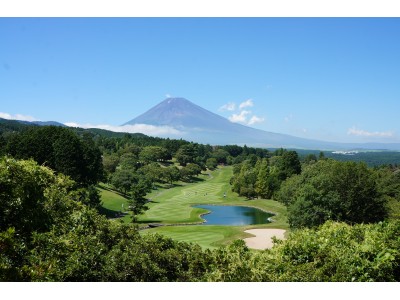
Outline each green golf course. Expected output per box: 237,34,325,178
99,166,288,249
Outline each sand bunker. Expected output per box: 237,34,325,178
243,229,286,250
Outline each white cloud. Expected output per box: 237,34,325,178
0,112,39,122
239,99,254,110
229,110,251,124
64,122,185,136
219,98,266,127
248,115,265,125
222,99,265,126
64,122,81,127
347,127,394,137
219,102,236,111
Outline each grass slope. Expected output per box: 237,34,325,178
98,184,131,223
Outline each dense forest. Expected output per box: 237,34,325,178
1,120,399,281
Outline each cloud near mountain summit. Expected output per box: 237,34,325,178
221,99,265,126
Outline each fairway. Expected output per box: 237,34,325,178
138,166,288,248
100,166,287,248
143,225,250,249
139,169,228,224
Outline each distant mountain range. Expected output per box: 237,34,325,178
123,97,400,151
0,118,66,129
23,120,67,127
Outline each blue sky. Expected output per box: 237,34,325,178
1,17,400,143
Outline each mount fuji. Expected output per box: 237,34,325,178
123,97,400,150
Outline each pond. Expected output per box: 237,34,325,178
193,204,273,225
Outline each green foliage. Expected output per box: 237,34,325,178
206,240,255,281
0,156,77,236
0,227,26,280
211,149,230,164
0,135,6,156
118,153,139,171
375,166,400,220
0,156,215,281
0,157,101,280
303,153,318,164
111,169,137,195
199,220,400,282
5,126,103,185
176,144,196,166
231,150,301,199
129,179,151,222
206,157,218,170
278,150,302,180
277,159,388,228
255,221,400,281
180,163,202,182
162,166,181,185
102,153,120,175
231,160,257,199
139,162,163,184
72,185,102,210
25,211,215,281
139,146,171,163
255,159,270,198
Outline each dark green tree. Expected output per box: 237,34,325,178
139,162,163,184
162,166,181,186
102,153,120,175
139,146,171,163
206,157,218,170
278,150,302,180
111,169,136,195
255,159,269,198
212,149,230,164
180,163,202,182
231,159,258,199
5,126,103,185
119,153,139,170
278,160,388,228
176,144,196,166
129,179,151,222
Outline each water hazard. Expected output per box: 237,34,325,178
193,204,273,225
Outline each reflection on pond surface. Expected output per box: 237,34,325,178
193,204,273,225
